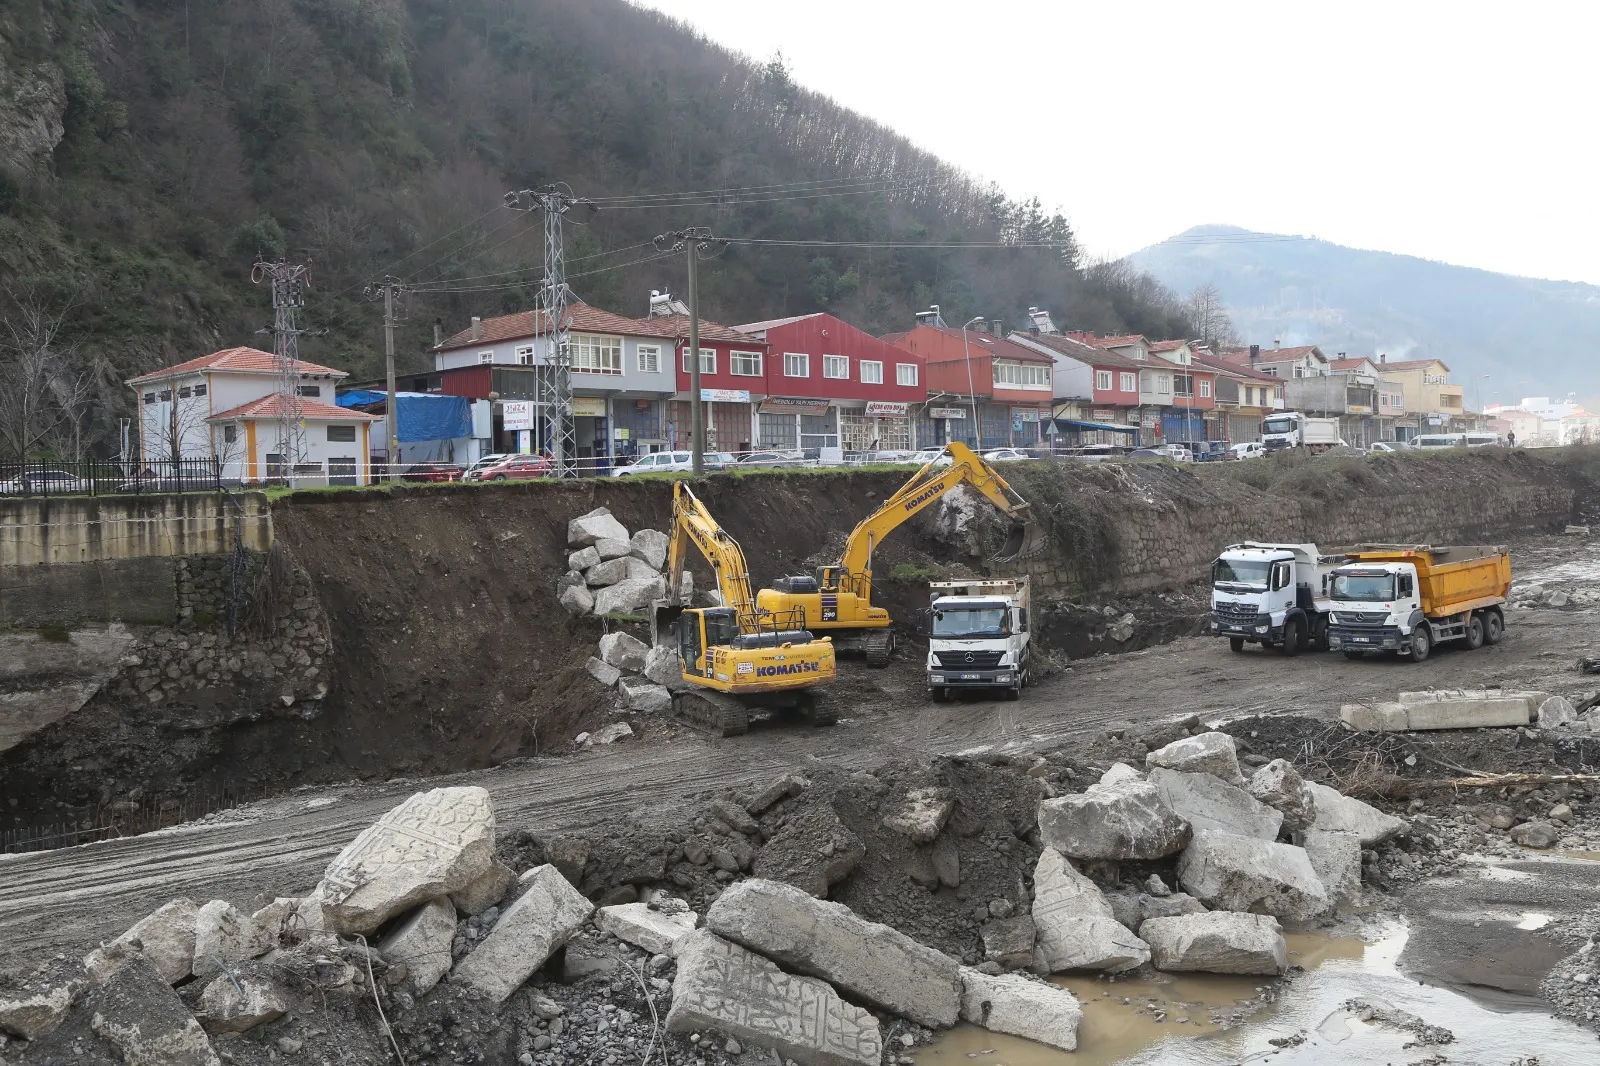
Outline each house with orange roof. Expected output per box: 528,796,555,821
1191,349,1285,442
883,321,1053,448
126,348,375,485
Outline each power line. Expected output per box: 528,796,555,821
723,237,1077,249
588,175,922,204
405,241,658,289
595,182,921,211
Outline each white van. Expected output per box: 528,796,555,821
1409,433,1500,450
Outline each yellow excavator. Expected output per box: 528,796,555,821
654,480,836,736
756,441,1046,665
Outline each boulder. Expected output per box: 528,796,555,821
586,721,635,745
643,643,692,692
596,901,699,956
1512,820,1561,848
568,507,630,547
1031,849,1150,973
586,556,636,587
377,897,457,996
314,785,497,935
706,878,962,1029
598,632,650,671
191,901,274,977
748,772,810,815
753,807,865,897
84,898,197,986
980,915,1037,969
450,858,517,915
558,582,594,615
958,968,1082,1052
90,955,222,1066
453,865,593,1002
1145,731,1244,784
1176,831,1329,924
668,930,882,1066
1539,696,1579,730
585,656,621,687
593,576,667,616
1138,892,1208,926
1302,830,1362,912
882,787,956,844
248,896,323,949
567,546,601,572
1149,768,1283,841
1037,780,1191,861
1303,782,1407,846
197,962,289,1034
1247,760,1316,832
0,955,85,1040
630,528,670,570
593,536,634,561
618,677,673,713
1141,913,1288,975
1096,762,1144,788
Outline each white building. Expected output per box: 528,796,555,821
1484,396,1598,446
126,347,376,485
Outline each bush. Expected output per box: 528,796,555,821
230,216,287,261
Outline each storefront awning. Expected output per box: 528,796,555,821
1053,418,1138,434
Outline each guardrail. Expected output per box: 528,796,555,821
0,459,223,498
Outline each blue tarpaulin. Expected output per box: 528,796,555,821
338,391,472,443
1053,418,1137,434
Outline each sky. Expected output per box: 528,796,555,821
640,0,1600,285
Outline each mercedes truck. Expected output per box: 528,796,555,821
1210,542,1347,654
1326,544,1510,662
927,578,1031,701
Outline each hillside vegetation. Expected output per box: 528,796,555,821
0,0,1193,457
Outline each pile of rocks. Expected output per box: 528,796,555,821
1511,582,1597,610
1536,692,1600,734
557,507,677,619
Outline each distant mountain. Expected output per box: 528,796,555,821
1129,225,1600,405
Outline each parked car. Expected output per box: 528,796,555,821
737,450,808,469
0,469,92,495
401,462,464,483
1064,443,1131,462
1230,441,1266,460
902,447,955,467
1369,441,1402,453
1151,443,1192,462
462,454,511,481
1127,448,1169,461
981,447,1035,462
611,450,734,476
473,453,554,481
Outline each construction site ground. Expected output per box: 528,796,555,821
4,532,1595,987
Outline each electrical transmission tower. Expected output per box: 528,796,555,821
252,260,313,480
505,184,595,475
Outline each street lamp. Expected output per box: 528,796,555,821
960,316,984,449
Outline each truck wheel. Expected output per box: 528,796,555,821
1465,615,1484,650
863,629,893,667
1483,609,1505,645
1004,683,1021,701
1229,637,1245,653
1280,618,1301,657
1407,626,1432,663
1343,650,1365,660
929,687,947,703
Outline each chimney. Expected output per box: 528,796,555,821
1379,352,1387,364
470,316,482,341
1249,344,1260,364
433,317,442,347
992,318,1003,339
1273,338,1281,349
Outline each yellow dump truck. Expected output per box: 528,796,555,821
1326,544,1511,662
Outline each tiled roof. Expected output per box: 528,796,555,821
433,301,681,351
1219,345,1322,365
1088,334,1150,349
923,327,1054,364
127,347,345,385
208,395,376,422
1377,357,1453,372
1328,357,1376,371
733,313,823,334
644,313,766,346
1193,351,1281,382
1019,332,1143,369
1148,339,1191,352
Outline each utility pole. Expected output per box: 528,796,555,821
252,260,312,481
652,227,725,474
365,277,407,480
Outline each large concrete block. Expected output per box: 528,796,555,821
1150,768,1283,841
643,643,692,692
85,897,198,986
567,546,601,572
450,858,517,915
958,968,1082,1051
452,865,593,1003
593,576,667,616
630,528,670,570
706,878,962,1029
1247,760,1316,832
1142,913,1288,975
881,787,955,844
1303,782,1407,847
618,676,673,713
0,955,85,1040
1037,780,1191,861
197,962,289,1034
314,786,497,935
596,900,698,956
585,655,621,687
1341,690,1539,731
1302,829,1363,913
1030,850,1149,973
593,537,635,561
668,930,883,1066
90,955,222,1066
586,556,635,587
1176,831,1329,924
377,897,457,996
598,631,650,672
191,901,274,977
559,582,594,616
1145,731,1244,784
568,508,630,548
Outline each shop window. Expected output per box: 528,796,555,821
860,360,883,385
758,413,799,449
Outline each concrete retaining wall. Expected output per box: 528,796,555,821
0,492,273,568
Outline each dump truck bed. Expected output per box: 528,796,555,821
1347,544,1511,617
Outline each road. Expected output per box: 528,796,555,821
3,537,1595,978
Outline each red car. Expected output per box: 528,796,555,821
400,462,464,483
474,453,555,481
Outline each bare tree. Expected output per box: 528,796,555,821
0,291,93,461
1186,283,1238,348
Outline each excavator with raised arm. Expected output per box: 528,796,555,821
653,480,836,736
755,441,1047,665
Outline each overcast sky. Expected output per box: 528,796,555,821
641,0,1600,285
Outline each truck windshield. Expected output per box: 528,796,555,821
1212,559,1270,590
1262,417,1296,435
1332,573,1395,602
933,607,1009,638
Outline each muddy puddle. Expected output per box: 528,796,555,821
920,924,1600,1064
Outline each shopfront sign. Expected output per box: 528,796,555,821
929,407,967,419
1091,408,1117,422
760,396,830,416
865,401,909,417
502,400,535,431
701,389,751,403
572,397,607,418
1010,407,1039,422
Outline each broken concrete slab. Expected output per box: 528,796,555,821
585,721,636,745
630,528,670,570
585,656,622,687
980,915,1037,969
1176,830,1329,924
593,575,668,616
191,901,275,977
1137,892,1208,926
1141,913,1288,975
598,631,650,672
90,955,222,1066
1149,768,1283,841
881,786,955,844
748,772,810,815
568,507,630,548
314,785,497,935
1037,780,1191,861
709,797,760,835
85,897,198,986
558,582,594,615
1340,689,1540,732
0,955,85,1039
452,864,593,1003
1031,849,1150,974
1302,829,1363,913
1539,696,1579,729
248,896,323,949
1247,759,1316,832
450,858,517,915
1145,731,1244,784
617,677,672,713
596,901,698,956
593,536,635,561
667,930,882,1066
706,878,962,1029
377,897,457,996
196,962,288,1034
958,968,1082,1052
1303,782,1408,846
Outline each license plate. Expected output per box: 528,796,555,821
1351,636,1370,643
959,673,982,680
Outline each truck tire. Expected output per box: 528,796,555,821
1004,683,1021,701
1484,609,1505,645
1280,617,1301,657
1465,615,1484,650
929,687,947,703
864,629,893,667
1229,637,1245,653
1407,626,1432,663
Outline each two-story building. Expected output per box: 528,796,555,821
1220,343,1331,380
127,347,375,485
1065,332,1181,442
1372,356,1466,437
733,313,927,454
1193,350,1285,443
1149,340,1218,442
1005,329,1144,446
882,323,1054,448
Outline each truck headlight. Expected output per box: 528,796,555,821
1255,625,1268,634
996,673,1012,683
1327,613,1340,625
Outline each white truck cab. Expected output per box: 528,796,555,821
927,578,1030,701
1261,412,1341,452
1210,542,1343,654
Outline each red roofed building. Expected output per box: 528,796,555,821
883,324,1053,448
1192,349,1286,442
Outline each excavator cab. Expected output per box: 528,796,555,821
673,606,740,678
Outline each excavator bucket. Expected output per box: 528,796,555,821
651,598,684,649
996,512,1049,561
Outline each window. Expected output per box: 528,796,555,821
478,351,495,364
223,425,237,443
823,354,849,379
1095,370,1113,391
193,383,207,396
784,352,809,377
859,360,883,384
1260,366,1279,376
896,363,918,387
637,344,661,374
327,425,357,443
158,389,172,401
572,333,623,375
992,362,1050,389
143,392,156,405
515,345,534,366
730,350,763,377
1199,379,1212,398
1157,374,1172,395
682,347,716,374
178,386,192,398
1119,372,1136,393
1174,374,1193,396
297,384,321,397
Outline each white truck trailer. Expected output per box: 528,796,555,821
927,578,1031,701
1209,542,1347,654
1261,412,1342,452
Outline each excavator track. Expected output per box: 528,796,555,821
795,691,837,727
670,690,750,738
863,629,894,668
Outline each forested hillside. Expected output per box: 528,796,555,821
0,0,1193,457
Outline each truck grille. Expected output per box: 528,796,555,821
935,650,1004,669
1334,611,1388,628
1212,602,1260,624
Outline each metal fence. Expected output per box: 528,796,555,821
0,458,223,498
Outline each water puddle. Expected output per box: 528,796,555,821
919,923,1600,1065
1516,912,1553,931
